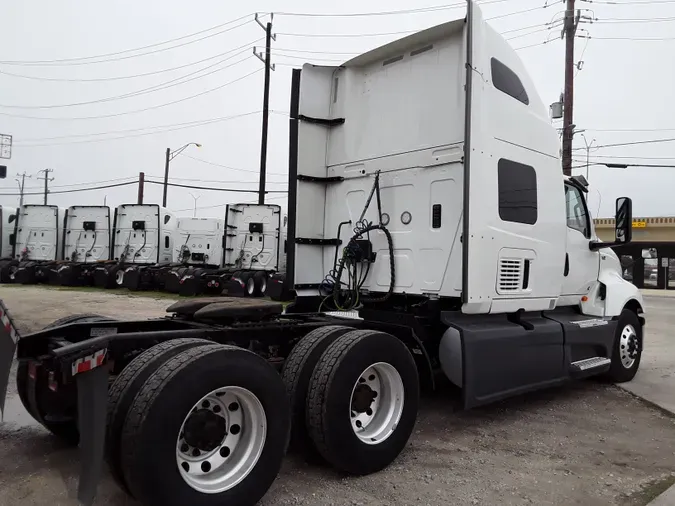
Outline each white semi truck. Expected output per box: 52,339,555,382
0,4,643,506
11,204,65,284
164,204,287,297
49,205,112,286
0,206,19,282
92,204,177,289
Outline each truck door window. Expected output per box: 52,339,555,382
565,184,590,238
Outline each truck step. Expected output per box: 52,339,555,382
570,356,611,373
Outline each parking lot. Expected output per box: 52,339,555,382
0,285,673,506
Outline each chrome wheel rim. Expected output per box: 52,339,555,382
246,277,255,296
115,269,125,285
349,362,404,445
176,386,267,494
260,277,267,295
619,324,639,369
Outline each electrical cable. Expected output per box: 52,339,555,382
0,15,256,66
274,0,514,17
144,180,288,194
0,51,254,109
486,4,549,21
180,153,287,176
0,180,136,196
576,137,675,149
0,38,264,82
0,68,262,120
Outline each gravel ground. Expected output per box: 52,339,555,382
0,285,674,506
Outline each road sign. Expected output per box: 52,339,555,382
0,134,11,160
632,220,647,228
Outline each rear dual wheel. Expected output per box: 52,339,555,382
242,271,268,297
283,328,419,475
119,344,290,506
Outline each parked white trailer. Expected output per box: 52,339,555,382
92,204,177,289
11,205,65,284
0,4,646,506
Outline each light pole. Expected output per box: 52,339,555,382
580,133,597,181
189,192,201,217
163,142,201,207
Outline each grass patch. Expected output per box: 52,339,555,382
5,284,181,300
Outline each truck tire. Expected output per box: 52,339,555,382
16,314,115,445
281,326,352,452
106,338,214,495
604,309,642,383
242,272,256,297
306,329,419,475
120,344,290,506
253,272,268,297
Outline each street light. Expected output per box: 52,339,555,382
163,142,201,207
189,192,201,217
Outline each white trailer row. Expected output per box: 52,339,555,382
0,203,288,298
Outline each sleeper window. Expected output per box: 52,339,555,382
498,159,537,225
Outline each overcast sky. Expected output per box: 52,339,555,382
0,0,673,218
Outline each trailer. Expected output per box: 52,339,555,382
49,206,112,286
0,4,645,506
92,204,177,290
0,206,18,283
11,204,64,284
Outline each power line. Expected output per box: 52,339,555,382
5,176,138,190
584,0,675,5
15,111,261,143
273,0,514,17
574,137,675,149
277,29,418,38
180,153,287,176
13,112,261,147
0,180,136,196
0,67,262,120
486,5,550,21
0,52,254,109
584,127,675,132
0,38,264,83
514,40,553,50
597,15,675,23
0,15,256,66
145,179,288,194
588,36,675,41
272,47,360,55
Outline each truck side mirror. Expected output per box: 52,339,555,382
615,197,632,244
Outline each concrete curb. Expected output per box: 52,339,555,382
647,482,675,505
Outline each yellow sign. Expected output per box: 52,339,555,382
632,221,647,228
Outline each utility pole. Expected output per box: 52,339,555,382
254,13,276,205
162,148,170,207
36,168,54,205
137,171,145,204
15,171,31,207
562,0,580,177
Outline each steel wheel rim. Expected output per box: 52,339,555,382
115,270,125,285
246,277,255,296
619,324,639,369
176,386,267,494
260,277,267,294
349,362,404,445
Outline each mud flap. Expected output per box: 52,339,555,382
75,365,108,506
0,300,19,422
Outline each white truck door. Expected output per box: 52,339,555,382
561,183,600,299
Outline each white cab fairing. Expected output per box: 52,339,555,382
112,204,176,265
291,2,637,317
63,206,111,263
223,204,283,272
14,205,64,262
175,217,225,267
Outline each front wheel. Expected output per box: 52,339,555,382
306,330,419,475
605,309,642,383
